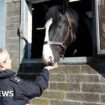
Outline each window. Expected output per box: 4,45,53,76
20,0,105,63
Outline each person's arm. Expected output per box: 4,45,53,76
18,68,49,99
17,64,57,99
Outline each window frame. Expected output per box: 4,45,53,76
20,0,104,64
19,0,32,63
95,0,105,54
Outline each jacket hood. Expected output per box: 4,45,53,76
0,70,16,78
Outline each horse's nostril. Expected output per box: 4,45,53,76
49,56,54,65
48,62,53,66
49,56,52,60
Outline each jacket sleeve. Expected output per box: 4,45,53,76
18,68,49,99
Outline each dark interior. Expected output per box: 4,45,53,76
31,0,93,58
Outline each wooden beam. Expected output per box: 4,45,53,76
26,0,50,4
69,0,80,2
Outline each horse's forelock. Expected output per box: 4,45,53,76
46,6,62,21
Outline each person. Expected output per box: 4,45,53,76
0,48,57,105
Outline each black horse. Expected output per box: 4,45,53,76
42,6,78,65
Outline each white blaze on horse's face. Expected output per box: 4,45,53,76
43,18,54,65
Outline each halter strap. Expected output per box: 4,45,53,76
63,12,75,47
44,41,66,57
44,41,66,50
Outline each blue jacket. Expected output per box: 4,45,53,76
0,69,49,105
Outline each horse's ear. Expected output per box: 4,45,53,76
43,4,49,13
62,0,69,14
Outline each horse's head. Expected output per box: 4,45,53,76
42,6,78,65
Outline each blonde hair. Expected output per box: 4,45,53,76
0,48,9,65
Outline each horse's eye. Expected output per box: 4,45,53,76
57,24,62,28
69,26,72,30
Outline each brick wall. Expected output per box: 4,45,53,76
5,0,105,105
6,0,20,71
18,63,105,105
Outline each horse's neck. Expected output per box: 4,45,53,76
44,18,53,41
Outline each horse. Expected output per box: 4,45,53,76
42,6,78,65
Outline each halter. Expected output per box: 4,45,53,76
44,12,75,57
